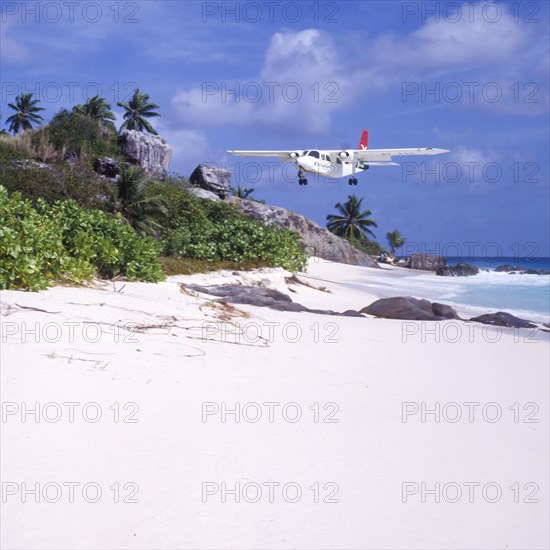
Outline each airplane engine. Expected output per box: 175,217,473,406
339,151,350,159
289,152,301,159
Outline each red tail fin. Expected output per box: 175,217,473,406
358,130,368,150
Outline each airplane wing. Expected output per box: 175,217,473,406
228,147,449,164
325,147,449,162
227,150,296,159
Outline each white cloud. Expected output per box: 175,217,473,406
171,29,353,134
370,2,534,73
358,3,549,115
169,7,548,133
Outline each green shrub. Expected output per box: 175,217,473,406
46,109,121,158
0,187,93,290
0,186,164,291
0,161,115,209
0,138,28,162
43,199,165,282
165,216,307,272
347,235,386,256
147,179,307,272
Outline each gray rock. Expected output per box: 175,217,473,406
361,296,459,320
185,186,221,202
470,312,537,328
495,264,524,272
226,294,309,312
10,159,51,171
409,253,446,271
436,262,479,277
119,129,172,176
187,284,293,303
227,197,379,268
521,268,550,275
494,264,549,275
432,302,460,319
189,164,231,198
63,151,79,165
341,309,365,318
94,157,121,180
184,283,363,316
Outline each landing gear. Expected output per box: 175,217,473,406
298,169,308,186
349,153,358,186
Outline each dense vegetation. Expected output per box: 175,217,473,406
0,98,308,290
0,186,164,291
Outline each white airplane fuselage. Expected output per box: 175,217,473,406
297,152,366,179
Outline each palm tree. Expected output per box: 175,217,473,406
74,95,116,130
6,93,45,134
115,166,168,236
231,184,256,199
326,194,378,241
386,229,406,255
117,89,160,135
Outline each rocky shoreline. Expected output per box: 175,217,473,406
182,279,547,330
397,252,550,276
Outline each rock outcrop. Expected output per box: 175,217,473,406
93,157,121,181
495,264,524,272
360,296,460,320
521,269,550,275
409,253,446,271
495,264,550,275
226,197,379,268
63,151,79,166
436,262,479,277
183,185,221,202
119,129,172,176
469,312,537,328
10,159,51,171
189,164,231,198
184,284,363,316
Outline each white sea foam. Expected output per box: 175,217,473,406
350,268,550,323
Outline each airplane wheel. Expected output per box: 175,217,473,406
353,178,358,185
303,178,308,185
299,178,307,186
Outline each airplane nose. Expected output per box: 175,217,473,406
298,157,313,170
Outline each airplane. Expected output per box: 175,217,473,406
228,130,449,185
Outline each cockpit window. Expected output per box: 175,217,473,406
308,150,320,159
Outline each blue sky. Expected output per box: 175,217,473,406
2,0,549,257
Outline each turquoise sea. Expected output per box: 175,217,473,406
441,257,550,321
366,257,550,322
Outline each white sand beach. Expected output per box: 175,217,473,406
1,259,548,549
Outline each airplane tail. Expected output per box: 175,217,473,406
358,130,368,150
